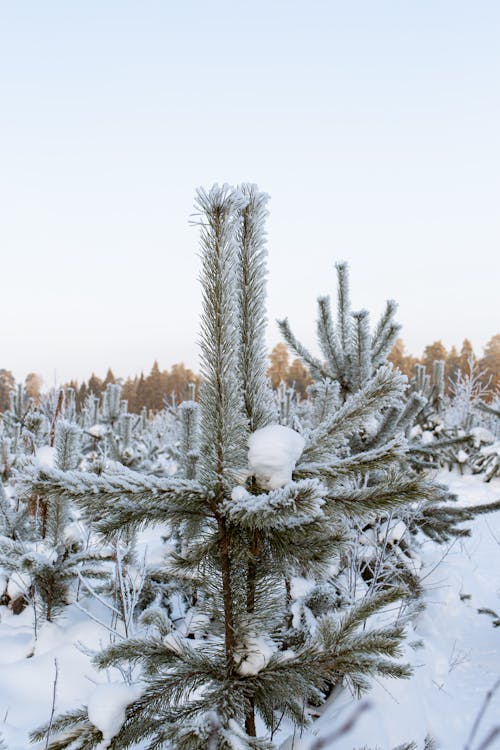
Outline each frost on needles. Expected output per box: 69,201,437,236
26,184,440,750
279,260,500,558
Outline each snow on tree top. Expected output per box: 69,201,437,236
35,445,56,468
248,424,305,490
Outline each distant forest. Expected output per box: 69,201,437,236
0,333,499,414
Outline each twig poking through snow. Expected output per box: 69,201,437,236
307,701,371,748
44,658,58,750
475,726,500,750
464,677,500,750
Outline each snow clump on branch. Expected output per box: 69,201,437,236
87,683,142,749
248,424,305,490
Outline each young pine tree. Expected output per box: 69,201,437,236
278,263,500,548
1,417,110,623
28,185,435,750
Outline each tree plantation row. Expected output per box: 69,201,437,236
0,331,498,415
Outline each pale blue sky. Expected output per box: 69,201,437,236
1,1,498,385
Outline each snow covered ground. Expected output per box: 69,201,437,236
0,471,498,750
295,471,500,750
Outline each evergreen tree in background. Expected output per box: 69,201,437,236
421,341,447,374
480,333,500,391
103,368,116,387
459,338,476,372
267,342,290,389
267,343,313,398
277,263,500,557
445,345,461,386
0,402,111,623
24,372,43,403
388,338,418,381
279,262,402,402
87,373,104,399
0,370,16,412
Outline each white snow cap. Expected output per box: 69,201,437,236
35,445,56,468
470,427,495,447
248,424,305,490
481,441,500,457
87,682,141,748
87,424,107,438
231,485,251,503
236,634,276,676
289,576,316,600
421,430,435,446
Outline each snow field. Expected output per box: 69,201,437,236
0,473,498,749
292,471,500,750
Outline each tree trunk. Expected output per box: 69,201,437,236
217,514,236,675
245,527,261,736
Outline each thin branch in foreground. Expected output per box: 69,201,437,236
44,658,59,750
308,701,371,748
475,726,500,750
73,602,125,639
464,677,500,750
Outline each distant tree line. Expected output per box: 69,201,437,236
266,342,314,397
266,334,500,399
0,333,498,414
0,362,200,414
65,361,201,413
387,334,500,394
0,371,42,413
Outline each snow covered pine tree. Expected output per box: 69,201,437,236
0,398,111,625
28,185,437,749
279,263,500,560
